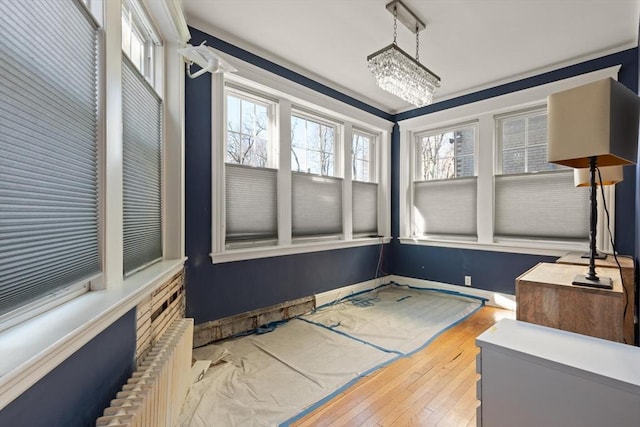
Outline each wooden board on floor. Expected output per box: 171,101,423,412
291,306,512,427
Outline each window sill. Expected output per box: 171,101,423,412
0,258,186,410
211,236,391,264
398,237,586,257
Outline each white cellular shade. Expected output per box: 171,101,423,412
352,181,378,235
495,170,589,239
225,164,278,241
292,173,343,237
122,55,163,274
413,178,477,237
0,0,99,313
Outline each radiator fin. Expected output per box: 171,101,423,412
97,318,193,427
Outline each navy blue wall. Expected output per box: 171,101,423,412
0,309,136,427
185,28,389,325
390,48,639,295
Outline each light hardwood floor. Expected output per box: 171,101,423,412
291,306,514,427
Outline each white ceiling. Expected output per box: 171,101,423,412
182,0,639,114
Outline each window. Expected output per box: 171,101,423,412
224,90,277,246
291,113,342,238
397,67,618,255
0,0,187,404
291,114,337,176
226,92,274,168
495,109,589,242
211,77,391,263
352,131,378,236
122,0,159,83
121,0,163,275
0,0,99,319
412,124,478,239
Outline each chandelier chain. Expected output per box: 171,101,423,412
393,6,397,44
416,28,420,61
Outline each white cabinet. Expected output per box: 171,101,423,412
476,319,640,427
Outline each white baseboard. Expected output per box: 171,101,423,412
388,275,516,311
314,276,389,308
314,274,515,311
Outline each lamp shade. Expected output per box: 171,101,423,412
547,78,639,168
573,165,623,187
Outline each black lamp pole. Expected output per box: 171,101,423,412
572,156,612,289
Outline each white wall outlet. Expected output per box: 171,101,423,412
464,276,472,286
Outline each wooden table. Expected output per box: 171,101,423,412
556,253,635,345
516,262,624,343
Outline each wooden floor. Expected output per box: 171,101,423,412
291,306,514,427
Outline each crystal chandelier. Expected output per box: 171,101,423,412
367,0,441,107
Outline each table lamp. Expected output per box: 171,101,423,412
548,78,639,289
574,165,623,259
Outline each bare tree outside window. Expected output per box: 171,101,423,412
291,115,335,176
416,127,475,181
226,95,270,167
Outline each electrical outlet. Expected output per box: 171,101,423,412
464,276,472,286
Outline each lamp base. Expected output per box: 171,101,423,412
572,274,612,289
580,251,607,260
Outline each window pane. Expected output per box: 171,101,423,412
503,148,525,174
502,118,525,150
416,126,475,181
227,95,241,133
352,133,372,182
307,121,320,150
225,93,272,168
499,110,565,174
527,114,547,146
456,154,474,177
291,115,336,177
527,144,553,173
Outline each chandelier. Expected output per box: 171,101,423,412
367,0,441,107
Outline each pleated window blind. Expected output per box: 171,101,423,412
122,54,163,274
0,0,99,314
225,164,278,242
413,178,478,237
292,173,343,237
352,181,378,236
495,171,589,240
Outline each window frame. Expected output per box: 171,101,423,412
210,70,392,264
397,66,620,256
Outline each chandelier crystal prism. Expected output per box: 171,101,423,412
368,0,441,107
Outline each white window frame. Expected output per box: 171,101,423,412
0,0,189,410
210,55,392,264
398,66,620,256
